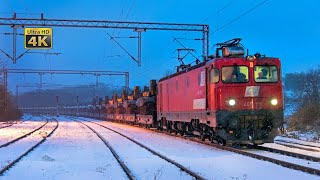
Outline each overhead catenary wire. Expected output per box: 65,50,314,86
107,33,138,63
182,0,270,52
132,0,271,89
124,0,136,19
4,0,14,14
201,0,233,23
212,0,269,34
166,1,234,58
105,0,128,63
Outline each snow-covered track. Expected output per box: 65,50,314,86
0,119,59,175
0,124,13,129
149,130,320,176
247,144,320,162
75,120,136,180
83,119,206,180
275,139,320,151
0,121,23,129
0,120,49,148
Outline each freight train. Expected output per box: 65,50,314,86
65,38,284,145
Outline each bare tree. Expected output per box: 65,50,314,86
284,66,320,132
284,66,320,104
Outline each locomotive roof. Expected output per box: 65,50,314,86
159,60,208,82
159,57,280,82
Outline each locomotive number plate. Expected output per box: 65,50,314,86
245,86,260,97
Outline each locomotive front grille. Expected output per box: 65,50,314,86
239,115,266,129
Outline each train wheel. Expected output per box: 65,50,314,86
207,136,212,142
200,133,205,141
218,138,226,146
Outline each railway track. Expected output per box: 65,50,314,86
75,120,136,180
0,124,13,129
84,118,320,176
0,119,59,175
153,130,320,176
275,138,320,148
246,144,320,162
0,120,49,148
275,139,320,152
0,120,24,129
77,119,206,180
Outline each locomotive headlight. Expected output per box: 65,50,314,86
271,98,278,106
228,99,236,106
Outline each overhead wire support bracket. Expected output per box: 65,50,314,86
107,33,138,64
5,68,130,92
0,13,210,65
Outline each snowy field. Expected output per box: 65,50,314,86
283,103,319,143
0,115,319,180
0,116,46,145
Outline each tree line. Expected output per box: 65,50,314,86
0,85,22,121
284,66,320,132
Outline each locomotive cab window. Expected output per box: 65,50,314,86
222,66,248,83
210,68,219,83
254,66,278,82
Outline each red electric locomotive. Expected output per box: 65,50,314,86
157,38,284,145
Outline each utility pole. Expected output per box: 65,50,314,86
3,69,7,112
56,95,59,117
134,29,146,66
76,95,79,116
15,85,18,108
12,26,17,64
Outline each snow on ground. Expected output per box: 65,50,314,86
262,143,320,158
77,117,319,180
0,120,57,170
0,116,47,145
0,116,128,180
242,148,320,170
281,131,320,143
0,114,30,128
275,136,320,148
0,114,32,125
82,120,192,180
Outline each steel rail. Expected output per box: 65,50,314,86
246,144,320,162
75,120,136,180
275,139,320,149
0,119,59,175
0,124,13,129
274,141,320,152
96,118,320,176
82,119,206,180
0,120,49,148
153,130,320,176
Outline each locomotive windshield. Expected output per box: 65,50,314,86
254,66,278,82
222,66,248,83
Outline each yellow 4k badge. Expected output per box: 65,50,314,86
24,28,52,49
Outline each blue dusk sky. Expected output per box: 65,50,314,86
1,0,320,92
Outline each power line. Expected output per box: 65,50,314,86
4,0,14,14
124,0,136,19
201,1,233,23
168,1,233,48
107,0,129,64
212,0,269,34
